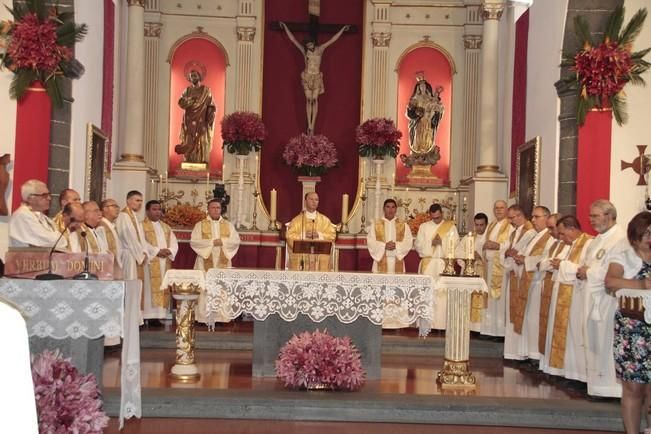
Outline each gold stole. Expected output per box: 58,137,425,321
538,241,564,355
53,212,64,232
122,207,145,283
100,220,118,259
201,218,230,269
485,219,511,299
79,224,100,253
375,219,406,273
142,219,172,309
549,233,592,369
511,230,552,334
508,221,534,322
419,220,455,272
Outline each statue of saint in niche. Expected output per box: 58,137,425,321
175,66,216,165
406,74,444,155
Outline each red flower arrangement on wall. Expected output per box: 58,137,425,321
0,0,87,106
559,6,650,125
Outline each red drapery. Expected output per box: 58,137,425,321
510,9,529,194
260,0,363,224
577,110,612,235
12,82,51,211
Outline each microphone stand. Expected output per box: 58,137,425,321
35,217,74,280
73,230,98,280
299,211,306,271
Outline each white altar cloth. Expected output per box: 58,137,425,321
0,279,141,429
205,269,434,336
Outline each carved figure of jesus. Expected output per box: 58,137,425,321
279,21,349,135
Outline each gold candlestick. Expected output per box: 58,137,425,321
463,258,478,277
251,189,259,230
442,257,457,276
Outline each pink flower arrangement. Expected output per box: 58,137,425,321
356,118,402,159
31,350,109,433
0,1,87,106
282,133,338,177
221,111,267,155
276,330,366,391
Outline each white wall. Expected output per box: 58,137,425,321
525,0,568,212
0,6,17,260
610,0,651,225
70,0,105,199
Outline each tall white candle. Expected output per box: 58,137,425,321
466,231,474,259
164,171,168,195
447,235,455,259
270,189,277,222
341,193,349,223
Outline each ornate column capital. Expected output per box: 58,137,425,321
371,32,391,48
127,0,145,7
144,22,162,38
237,26,256,42
481,2,504,21
463,35,482,50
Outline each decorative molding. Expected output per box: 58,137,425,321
481,3,505,21
463,35,482,50
144,22,162,38
167,31,231,66
237,26,256,42
119,153,145,163
127,0,145,7
394,41,457,74
371,32,391,47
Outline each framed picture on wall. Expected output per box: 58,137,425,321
515,136,541,218
85,124,109,203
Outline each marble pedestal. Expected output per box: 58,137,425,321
252,313,381,379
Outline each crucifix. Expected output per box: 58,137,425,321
272,0,356,135
620,145,650,186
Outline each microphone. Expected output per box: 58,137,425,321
73,230,98,280
35,216,75,280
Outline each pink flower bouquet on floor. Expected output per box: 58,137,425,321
282,133,338,177
275,329,366,391
32,349,109,433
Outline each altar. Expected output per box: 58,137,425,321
0,279,142,429
204,268,434,379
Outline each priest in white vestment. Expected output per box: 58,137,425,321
61,202,85,253
100,198,123,279
455,213,488,332
9,179,67,250
80,201,109,254
52,188,81,232
480,200,513,337
116,191,159,283
542,215,593,381
142,200,179,321
505,206,553,362
537,214,569,372
415,203,459,330
579,200,626,397
367,198,414,328
190,199,241,323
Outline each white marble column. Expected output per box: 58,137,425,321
235,0,256,111
462,34,482,179
118,0,146,166
235,27,256,111
113,0,150,205
370,32,391,118
475,1,505,175
144,22,162,170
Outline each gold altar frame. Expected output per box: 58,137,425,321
85,123,110,202
515,136,541,218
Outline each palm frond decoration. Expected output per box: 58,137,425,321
0,0,86,106
556,6,650,126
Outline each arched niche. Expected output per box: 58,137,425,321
168,35,228,176
395,43,454,185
